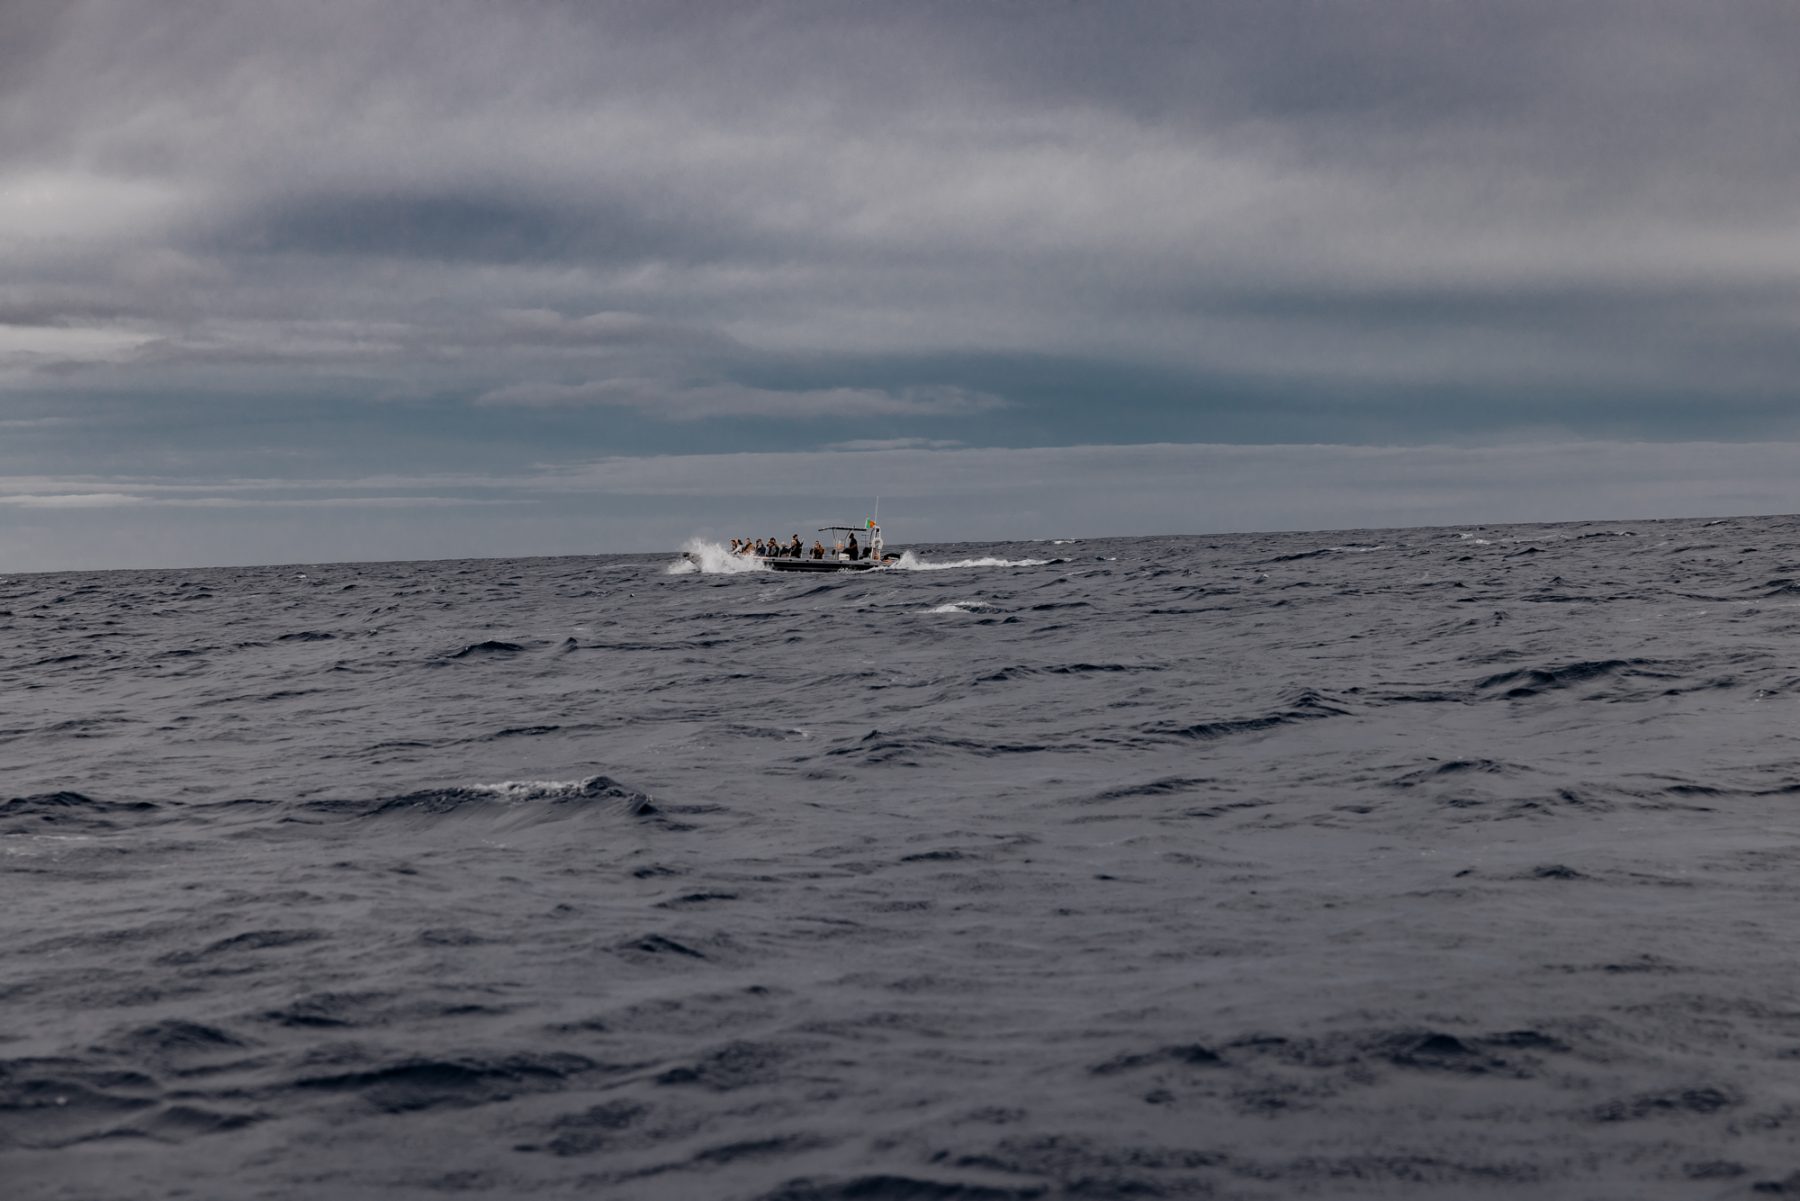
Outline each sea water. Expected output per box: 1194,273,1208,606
5,516,1800,1199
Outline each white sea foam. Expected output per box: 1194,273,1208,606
667,538,770,574
465,779,598,802
893,551,1051,571
923,600,995,614
0,834,96,858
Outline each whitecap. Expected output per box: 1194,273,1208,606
922,600,995,614
463,779,603,802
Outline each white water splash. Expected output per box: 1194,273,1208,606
893,551,1052,571
466,779,600,802
922,599,997,614
667,538,770,574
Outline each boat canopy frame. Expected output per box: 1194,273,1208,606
814,522,882,561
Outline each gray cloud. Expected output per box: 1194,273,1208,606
522,439,1799,504
0,493,514,510
491,309,734,350
0,491,147,509
825,438,964,452
3,1,1798,567
474,379,1005,420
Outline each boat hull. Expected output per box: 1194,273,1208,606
763,557,885,572
684,553,889,572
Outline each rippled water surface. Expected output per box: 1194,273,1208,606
7,517,1800,1199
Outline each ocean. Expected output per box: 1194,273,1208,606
5,516,1799,1199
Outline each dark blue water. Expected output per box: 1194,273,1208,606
6,518,1800,1199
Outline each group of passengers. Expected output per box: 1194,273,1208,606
731,535,831,560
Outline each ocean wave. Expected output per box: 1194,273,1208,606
292,1051,596,1114
447,639,525,658
290,776,670,831
1474,658,1680,700
9,513,1800,1195
1,791,159,832
824,727,1053,763
922,600,997,614
1262,544,1389,563
373,775,655,815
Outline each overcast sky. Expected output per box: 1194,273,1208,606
5,1,1800,570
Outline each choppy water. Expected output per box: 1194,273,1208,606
7,516,1800,1199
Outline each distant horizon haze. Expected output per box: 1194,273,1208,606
6,435,1799,576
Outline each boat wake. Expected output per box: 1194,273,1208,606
667,539,770,574
893,551,1053,571
669,541,1052,574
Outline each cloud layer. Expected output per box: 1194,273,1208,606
2,2,1797,568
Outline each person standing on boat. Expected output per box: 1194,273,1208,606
788,534,803,557
846,531,859,560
